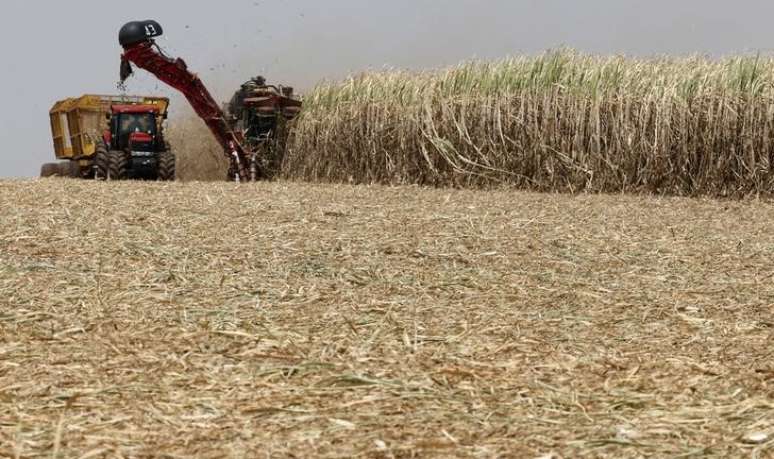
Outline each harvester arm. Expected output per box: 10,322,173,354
118,21,250,180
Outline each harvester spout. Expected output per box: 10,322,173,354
118,20,163,85
120,59,133,84
118,19,252,181
119,20,164,48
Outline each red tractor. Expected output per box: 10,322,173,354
95,102,175,180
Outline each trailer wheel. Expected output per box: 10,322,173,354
106,151,128,180
157,150,176,181
58,161,81,178
40,163,59,178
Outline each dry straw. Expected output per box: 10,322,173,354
3,179,774,457
282,49,774,196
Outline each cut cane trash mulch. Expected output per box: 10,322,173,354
1,178,774,457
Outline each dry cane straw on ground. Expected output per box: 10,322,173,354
1,178,774,457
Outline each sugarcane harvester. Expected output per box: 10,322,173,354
118,20,302,181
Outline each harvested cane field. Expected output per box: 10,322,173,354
2,178,774,458
282,51,774,196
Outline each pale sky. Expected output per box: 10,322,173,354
2,0,774,177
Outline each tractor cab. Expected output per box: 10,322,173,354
106,104,161,151
99,103,173,180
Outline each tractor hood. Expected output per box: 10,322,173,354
129,132,154,153
129,132,153,143
119,20,163,48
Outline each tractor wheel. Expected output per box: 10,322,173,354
106,150,128,180
93,143,109,180
40,163,59,178
157,150,176,181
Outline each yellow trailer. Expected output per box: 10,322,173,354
42,94,169,178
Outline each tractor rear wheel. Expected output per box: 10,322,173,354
40,163,59,178
106,150,128,180
93,143,109,180
157,150,176,181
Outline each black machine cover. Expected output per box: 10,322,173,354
119,20,164,48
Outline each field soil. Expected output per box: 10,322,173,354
1,179,774,458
